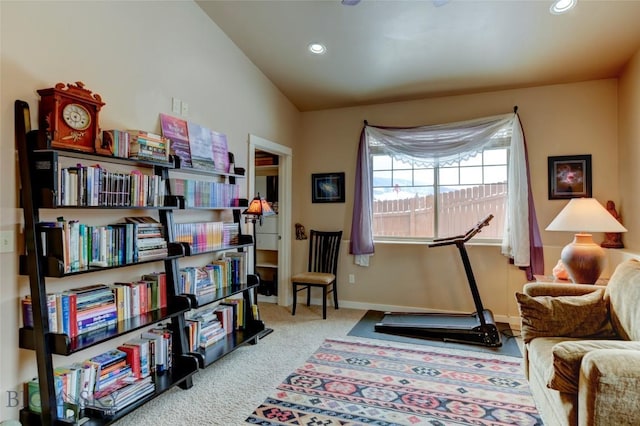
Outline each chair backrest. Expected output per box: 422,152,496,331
307,230,343,275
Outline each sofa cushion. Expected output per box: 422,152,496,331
515,289,614,343
527,337,568,387
605,258,640,341
549,340,640,393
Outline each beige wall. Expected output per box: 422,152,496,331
295,79,625,322
0,1,299,420
2,0,640,422
619,49,640,251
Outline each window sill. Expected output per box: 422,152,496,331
372,238,502,247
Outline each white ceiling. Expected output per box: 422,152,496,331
197,0,640,112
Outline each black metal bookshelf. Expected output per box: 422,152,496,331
14,99,270,425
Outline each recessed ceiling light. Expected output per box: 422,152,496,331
550,0,577,14
308,43,326,55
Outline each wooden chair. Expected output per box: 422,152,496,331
291,230,343,319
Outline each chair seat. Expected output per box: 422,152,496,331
292,272,335,285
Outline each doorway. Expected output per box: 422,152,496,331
248,134,292,307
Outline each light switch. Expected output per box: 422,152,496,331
172,97,181,114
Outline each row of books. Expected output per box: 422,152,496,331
101,130,131,159
21,273,167,337
178,252,247,299
38,220,134,273
37,217,167,273
128,130,171,163
58,163,166,207
27,325,172,418
185,301,244,351
37,217,245,273
168,178,240,208
173,221,225,254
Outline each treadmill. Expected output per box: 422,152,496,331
374,214,502,347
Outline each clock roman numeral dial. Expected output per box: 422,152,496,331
62,103,91,130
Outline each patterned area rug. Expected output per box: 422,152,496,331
246,338,542,426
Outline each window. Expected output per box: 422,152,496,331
352,113,537,273
371,147,508,240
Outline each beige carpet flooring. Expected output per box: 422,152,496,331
114,303,524,425
114,302,367,426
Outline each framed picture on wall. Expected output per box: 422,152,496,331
312,172,345,203
548,154,592,200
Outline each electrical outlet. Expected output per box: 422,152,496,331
181,101,189,117
0,230,14,253
172,97,181,114
348,274,355,284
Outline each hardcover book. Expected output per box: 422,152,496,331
160,113,191,168
186,122,215,170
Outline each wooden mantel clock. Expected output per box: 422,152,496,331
37,82,105,153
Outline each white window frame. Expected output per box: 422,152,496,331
371,144,509,243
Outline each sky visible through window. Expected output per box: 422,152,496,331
372,148,507,200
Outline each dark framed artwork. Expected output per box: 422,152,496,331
312,172,345,203
548,155,592,200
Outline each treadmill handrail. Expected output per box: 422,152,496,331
428,214,493,247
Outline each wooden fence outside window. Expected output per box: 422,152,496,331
373,183,507,239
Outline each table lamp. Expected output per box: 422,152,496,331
546,198,627,284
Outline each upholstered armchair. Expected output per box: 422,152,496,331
516,259,640,426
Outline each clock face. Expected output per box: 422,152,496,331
62,103,91,130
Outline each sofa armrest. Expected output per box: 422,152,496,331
579,349,640,425
523,282,603,298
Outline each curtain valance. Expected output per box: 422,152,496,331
366,113,513,168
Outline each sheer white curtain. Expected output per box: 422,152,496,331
349,112,532,269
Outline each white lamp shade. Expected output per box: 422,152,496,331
546,198,627,233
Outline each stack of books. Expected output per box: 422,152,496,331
125,217,168,261
91,349,133,395
74,284,118,337
178,266,215,303
22,284,117,338
185,307,226,351
127,130,170,163
222,222,240,246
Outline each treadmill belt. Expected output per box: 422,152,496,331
379,313,480,329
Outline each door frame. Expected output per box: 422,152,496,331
248,134,292,307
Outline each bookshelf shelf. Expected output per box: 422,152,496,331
19,297,191,354
172,158,245,180
19,243,185,277
19,355,199,426
15,99,269,425
32,147,176,168
183,280,258,310
192,323,273,369
164,196,245,211
181,242,254,257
